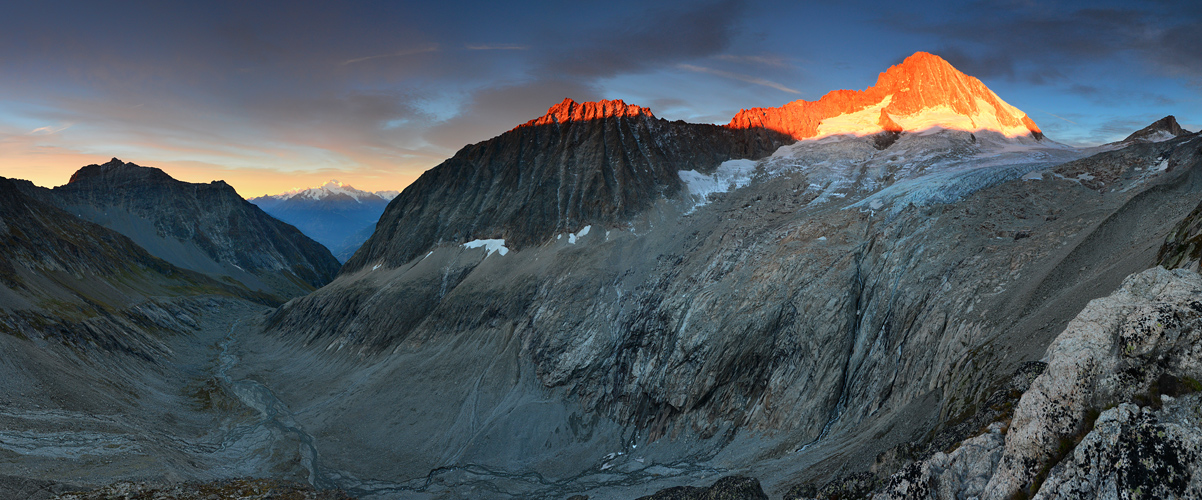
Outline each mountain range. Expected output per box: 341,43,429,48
249,181,399,262
1,51,1201,500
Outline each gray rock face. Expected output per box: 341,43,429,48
20,158,340,300
875,423,1007,500
343,99,790,271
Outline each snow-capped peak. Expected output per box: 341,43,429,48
255,180,399,203
728,51,1043,142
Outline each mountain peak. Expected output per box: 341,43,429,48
728,51,1042,143
517,98,656,129
1124,115,1192,143
67,158,173,185
255,179,398,203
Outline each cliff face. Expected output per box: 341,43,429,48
728,52,1043,141
25,159,341,299
342,98,790,271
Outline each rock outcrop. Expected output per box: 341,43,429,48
1123,115,1192,143
20,159,341,299
729,52,1043,141
874,266,1202,499
343,98,790,271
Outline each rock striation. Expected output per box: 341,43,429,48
728,52,1043,141
20,159,341,299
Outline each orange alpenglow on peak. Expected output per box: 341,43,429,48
729,51,1043,140
517,98,656,129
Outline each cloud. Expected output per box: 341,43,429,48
465,44,528,51
884,0,1202,85
423,79,600,151
713,54,795,68
677,64,800,94
342,44,441,65
535,0,745,79
1038,110,1078,125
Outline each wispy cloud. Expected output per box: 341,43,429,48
342,44,439,65
713,54,793,68
677,64,800,94
28,123,73,135
464,43,528,50
1038,110,1077,125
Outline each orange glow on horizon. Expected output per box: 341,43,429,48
2,155,419,199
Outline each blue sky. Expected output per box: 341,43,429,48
1,0,1198,196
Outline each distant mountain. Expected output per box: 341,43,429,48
18,159,341,300
1123,115,1192,143
249,180,398,262
729,51,1044,143
0,175,272,350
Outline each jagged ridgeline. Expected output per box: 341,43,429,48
19,159,341,301
344,98,791,270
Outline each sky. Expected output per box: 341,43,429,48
1,0,1199,198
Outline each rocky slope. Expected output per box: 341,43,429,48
0,175,316,497
250,180,398,262
261,72,1202,498
19,159,341,300
728,51,1043,142
343,98,791,270
0,175,271,348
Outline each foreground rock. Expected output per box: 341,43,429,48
875,266,1202,499
52,478,352,500
636,476,768,500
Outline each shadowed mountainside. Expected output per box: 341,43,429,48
343,99,792,272
18,159,341,300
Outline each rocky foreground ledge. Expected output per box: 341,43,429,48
870,266,1202,500
49,478,351,500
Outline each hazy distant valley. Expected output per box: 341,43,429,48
5,53,1202,500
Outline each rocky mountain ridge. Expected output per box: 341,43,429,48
343,98,791,271
19,159,341,300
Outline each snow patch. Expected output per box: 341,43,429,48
568,225,591,244
462,239,509,256
678,158,759,209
